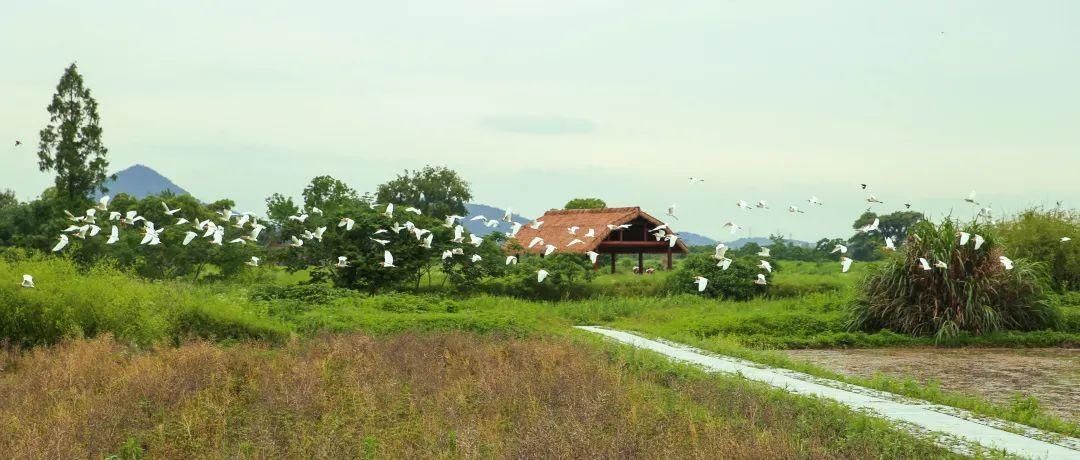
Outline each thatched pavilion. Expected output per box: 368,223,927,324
508,207,689,273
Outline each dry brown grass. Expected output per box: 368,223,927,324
0,333,955,459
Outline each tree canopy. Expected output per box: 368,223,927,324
375,166,471,218
564,198,606,210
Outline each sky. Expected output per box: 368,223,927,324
1,0,1077,242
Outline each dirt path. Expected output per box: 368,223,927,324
785,348,1080,421
578,326,1080,459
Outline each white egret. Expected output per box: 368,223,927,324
884,237,896,251
567,239,584,247
713,243,728,260
405,207,422,215
107,226,120,244
958,232,971,246
509,222,523,237
788,206,805,214
247,257,260,267
754,200,769,210
371,238,390,246
182,231,198,246
338,218,356,231
759,260,772,273
840,256,853,273
934,260,948,269
584,228,596,238
666,204,678,220
736,200,750,210
754,274,768,285
831,244,848,254
586,251,599,264
384,204,394,218
693,276,708,292
808,196,823,206
162,202,181,216
717,257,732,270
757,247,771,258
21,274,35,288
918,258,932,271
380,250,396,267
452,225,465,243
469,234,483,247
973,234,985,250
964,191,979,205
999,256,1014,270
537,269,549,283
866,195,884,204
506,255,518,265
335,256,349,268
568,226,580,235
543,244,557,256
289,236,304,248
470,254,482,262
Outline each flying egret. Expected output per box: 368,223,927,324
175,217,190,226
840,256,853,273
757,247,771,258
736,200,751,210
1063,237,1073,243
469,234,483,247
754,274,768,285
884,237,896,251
964,191,979,205
973,234,985,250
666,204,678,220
567,226,580,235
537,269,549,283
233,214,250,228
156,203,180,218
96,195,110,211
722,222,742,234
338,218,356,231
808,196,823,206
607,224,631,230
403,207,421,215
452,225,465,243
335,256,349,268
506,255,518,265
470,215,488,222
470,254,482,262
530,220,544,230
859,218,880,233
688,177,705,184
509,222,523,237
934,260,948,269
444,215,463,228
247,257,260,267
693,276,708,292
788,206,805,214
543,244,557,256
717,258,732,270
958,232,971,246
918,258,932,271
713,243,728,260
107,226,120,244
182,231,198,246
866,195,884,204
370,238,390,246
666,234,679,248
380,250,395,267
210,227,224,246
109,211,122,221
755,200,769,210
442,250,454,260
289,213,308,223
528,237,544,249
831,244,848,254
502,207,514,222
586,251,599,264
584,228,596,238
567,239,584,247
650,224,669,233
21,274,35,288
484,219,499,228
999,256,1014,270
420,234,433,249
758,260,772,273
313,226,327,241
384,204,394,218
289,236,304,248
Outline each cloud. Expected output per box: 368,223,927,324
481,114,596,135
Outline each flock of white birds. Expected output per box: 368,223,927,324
14,180,1074,292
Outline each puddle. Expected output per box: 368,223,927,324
785,347,1080,421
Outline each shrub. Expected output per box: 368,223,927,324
665,253,770,300
850,219,1057,340
482,253,596,300
996,207,1080,291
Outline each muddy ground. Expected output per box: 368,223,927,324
784,347,1080,420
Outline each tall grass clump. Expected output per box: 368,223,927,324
996,207,1080,291
850,218,1057,340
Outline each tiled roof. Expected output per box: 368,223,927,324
507,207,689,254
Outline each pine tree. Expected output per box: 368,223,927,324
37,63,113,204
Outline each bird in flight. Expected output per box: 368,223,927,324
840,257,853,273
754,274,768,285
964,191,979,205
20,274,34,288
537,269,549,283
14,140,22,147
808,196,823,206
999,256,1014,270
693,276,708,292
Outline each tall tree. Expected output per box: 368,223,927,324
375,166,472,218
37,63,114,204
564,198,606,209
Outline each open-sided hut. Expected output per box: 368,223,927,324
508,207,689,273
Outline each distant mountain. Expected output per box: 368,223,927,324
678,232,717,247
724,237,813,249
100,164,190,199
463,203,532,236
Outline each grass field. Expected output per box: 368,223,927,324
3,255,1079,455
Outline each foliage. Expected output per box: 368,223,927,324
850,218,1057,340
761,234,828,261
996,207,1080,291
375,165,472,218
0,190,16,210
666,253,770,300
482,253,597,300
563,197,606,209
36,63,114,205
440,233,510,292
847,211,924,261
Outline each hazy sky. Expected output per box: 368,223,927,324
2,1,1077,241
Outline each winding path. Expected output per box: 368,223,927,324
577,326,1080,459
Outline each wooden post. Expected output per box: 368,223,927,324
666,247,673,269
610,253,617,274
638,252,644,275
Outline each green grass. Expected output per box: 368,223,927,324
5,255,1080,441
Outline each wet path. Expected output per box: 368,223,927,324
577,326,1080,459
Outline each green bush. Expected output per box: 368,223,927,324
996,207,1080,291
850,219,1057,340
665,253,771,300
